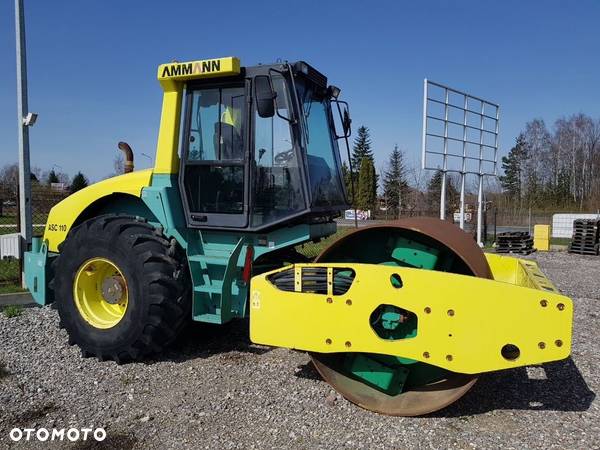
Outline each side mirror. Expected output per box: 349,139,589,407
332,100,352,139
342,108,352,137
254,75,276,118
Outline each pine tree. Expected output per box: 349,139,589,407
426,170,443,211
426,170,459,215
70,171,89,193
356,157,377,211
499,134,528,203
47,169,59,184
341,161,354,205
351,126,373,172
383,145,408,218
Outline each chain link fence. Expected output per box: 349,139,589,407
0,181,68,292
0,182,19,292
341,207,564,246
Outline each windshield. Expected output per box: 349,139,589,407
296,80,347,207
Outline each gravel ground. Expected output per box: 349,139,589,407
0,251,598,449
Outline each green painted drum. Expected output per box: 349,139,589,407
311,217,491,416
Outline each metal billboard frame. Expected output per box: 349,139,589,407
421,79,499,245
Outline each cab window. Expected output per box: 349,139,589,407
252,75,305,226
188,87,245,161
183,86,246,218
297,81,346,208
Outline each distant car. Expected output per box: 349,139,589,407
2,200,17,207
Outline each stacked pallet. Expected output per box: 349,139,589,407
568,219,600,255
496,232,535,255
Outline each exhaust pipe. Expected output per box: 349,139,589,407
117,141,134,173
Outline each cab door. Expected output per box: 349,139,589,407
180,82,249,228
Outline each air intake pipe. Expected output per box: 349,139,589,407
117,141,134,173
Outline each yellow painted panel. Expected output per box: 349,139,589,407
485,253,558,292
154,88,182,174
250,263,572,374
157,57,240,84
484,253,519,285
43,169,153,252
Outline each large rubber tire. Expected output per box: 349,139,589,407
53,215,191,363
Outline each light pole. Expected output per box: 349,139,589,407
140,152,154,165
15,0,35,255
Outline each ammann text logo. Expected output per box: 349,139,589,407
9,427,107,442
161,59,222,78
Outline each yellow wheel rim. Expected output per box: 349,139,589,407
73,257,129,329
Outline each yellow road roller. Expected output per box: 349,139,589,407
24,57,573,416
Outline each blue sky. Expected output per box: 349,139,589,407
1,0,599,182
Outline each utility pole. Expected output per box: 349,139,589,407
15,0,34,255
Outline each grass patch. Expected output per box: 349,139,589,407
0,213,46,235
0,225,45,236
0,228,19,236
0,214,49,225
0,258,20,281
0,214,19,236
0,215,18,225
3,305,23,318
295,228,350,260
0,284,25,294
551,237,572,246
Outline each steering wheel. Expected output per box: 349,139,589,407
274,149,295,164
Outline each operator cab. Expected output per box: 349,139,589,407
179,60,351,230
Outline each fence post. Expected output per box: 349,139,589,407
494,207,497,243
483,204,488,245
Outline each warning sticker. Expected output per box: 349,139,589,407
251,291,261,309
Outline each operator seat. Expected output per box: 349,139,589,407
215,106,243,160
214,122,243,160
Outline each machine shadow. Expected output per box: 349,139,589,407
294,360,322,381
428,357,595,417
149,318,273,364
295,357,595,416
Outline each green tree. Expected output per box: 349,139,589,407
499,134,528,204
356,157,377,211
341,161,354,205
47,169,59,184
553,169,571,206
426,170,459,215
383,145,408,218
351,126,374,172
70,171,89,193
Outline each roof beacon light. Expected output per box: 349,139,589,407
328,85,341,99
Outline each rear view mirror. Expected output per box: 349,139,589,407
254,75,276,118
332,100,352,139
342,108,352,137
